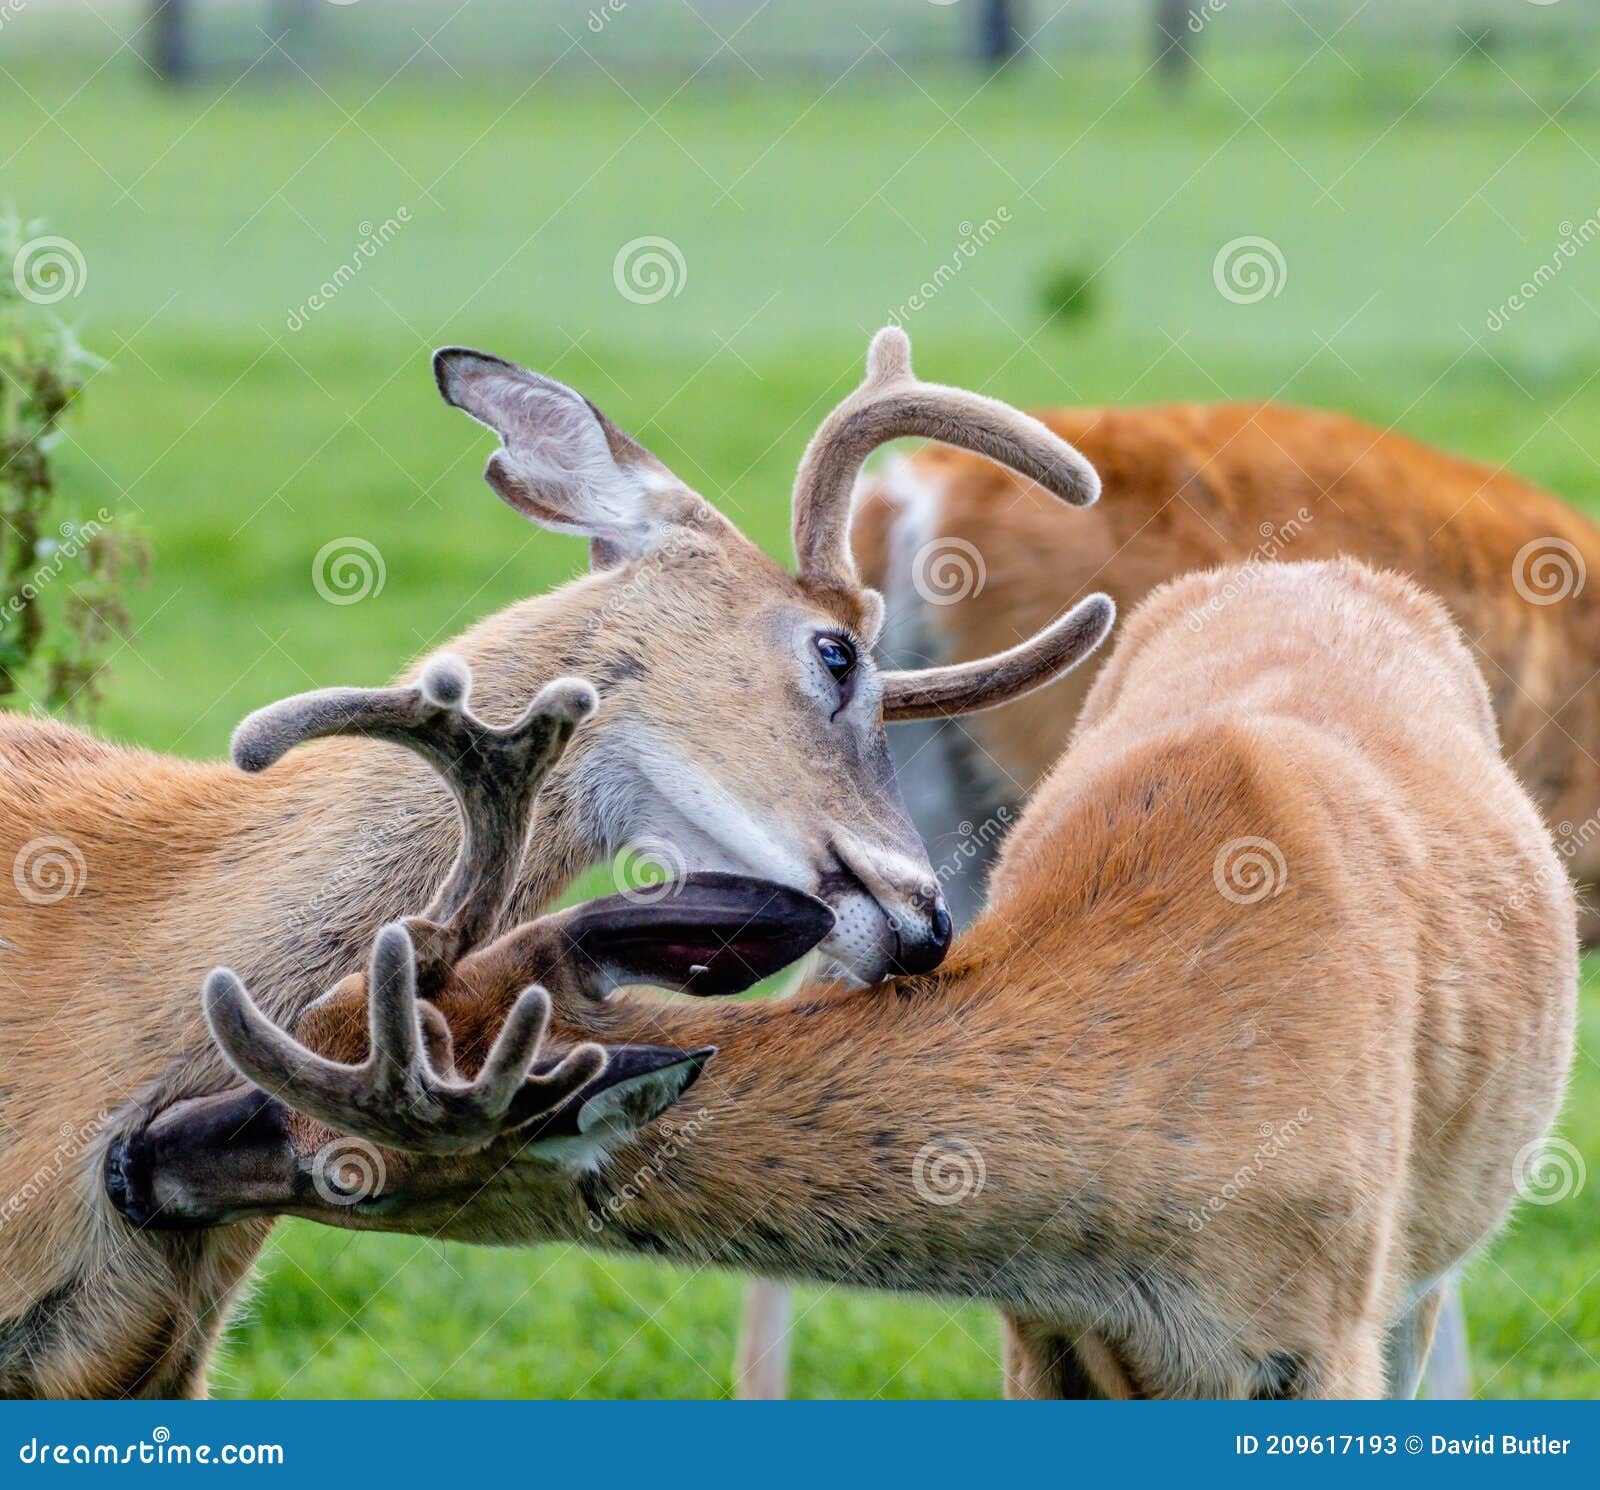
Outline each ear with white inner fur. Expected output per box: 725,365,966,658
514,1045,715,1138
433,347,711,566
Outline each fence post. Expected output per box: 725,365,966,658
976,0,1020,68
1154,0,1193,86
148,0,193,84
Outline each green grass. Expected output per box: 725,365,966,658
3,39,1598,1396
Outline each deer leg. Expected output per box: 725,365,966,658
734,1280,793,1399
1384,1285,1447,1400
1000,1313,1108,1399
1420,1283,1473,1399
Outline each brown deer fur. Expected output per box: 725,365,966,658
129,558,1576,1399
854,402,1600,940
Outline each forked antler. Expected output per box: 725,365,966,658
204,924,606,1154
232,653,597,978
205,655,606,1153
793,327,1100,590
792,327,1114,721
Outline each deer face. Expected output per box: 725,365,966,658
553,543,956,982
429,330,1114,982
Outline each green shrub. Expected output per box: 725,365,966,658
0,209,147,717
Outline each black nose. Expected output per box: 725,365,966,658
887,894,954,976
104,1132,158,1230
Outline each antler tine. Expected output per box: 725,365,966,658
203,922,608,1156
880,592,1116,721
232,654,598,974
792,326,1102,592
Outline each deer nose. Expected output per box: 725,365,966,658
888,891,953,976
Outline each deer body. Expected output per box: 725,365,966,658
3,329,1111,1397
132,559,1576,1399
855,402,1600,939
530,563,1575,1397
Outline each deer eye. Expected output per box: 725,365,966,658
815,635,857,688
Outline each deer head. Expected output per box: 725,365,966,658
106,658,833,1231
432,326,1112,982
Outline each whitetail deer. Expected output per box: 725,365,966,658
0,329,1112,1397
838,402,1600,1400
852,402,1600,938
117,558,1577,1399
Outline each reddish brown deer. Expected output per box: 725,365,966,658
852,402,1600,938
118,558,1577,1399
0,329,1112,1397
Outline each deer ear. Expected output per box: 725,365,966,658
433,347,706,565
514,1045,714,1140
561,873,835,999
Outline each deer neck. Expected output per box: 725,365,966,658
545,937,1096,1315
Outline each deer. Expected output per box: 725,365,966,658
113,556,1577,1400
828,400,1600,1400
0,328,1114,1398
850,400,1600,939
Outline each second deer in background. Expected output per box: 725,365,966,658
853,401,1600,937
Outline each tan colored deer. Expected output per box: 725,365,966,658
743,400,1599,1397
117,557,1577,1399
743,399,1600,1396
852,401,1600,938
0,329,1112,1398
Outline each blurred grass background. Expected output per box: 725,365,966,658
2,2,1598,1396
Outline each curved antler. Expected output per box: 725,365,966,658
204,923,607,1155
879,593,1116,721
232,653,597,977
791,326,1101,592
